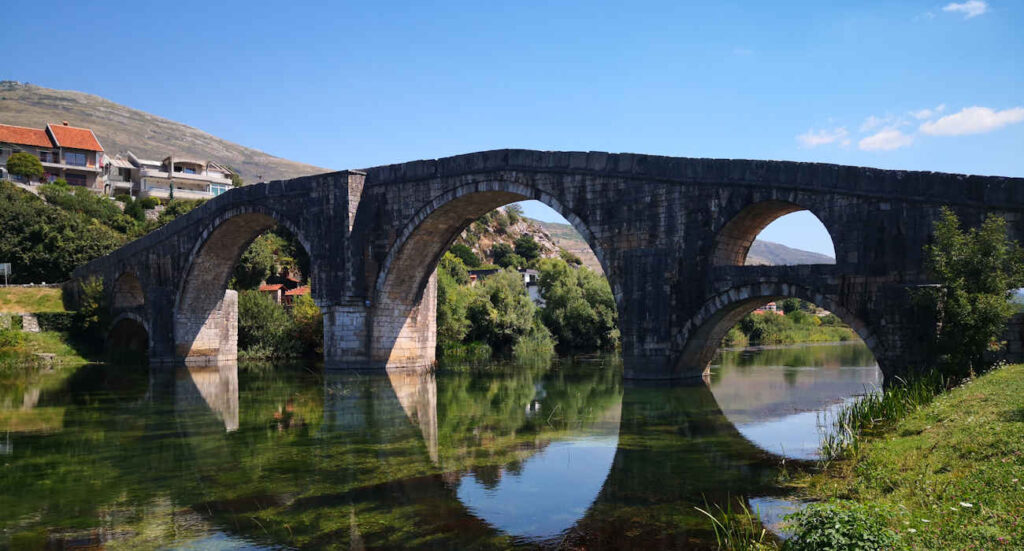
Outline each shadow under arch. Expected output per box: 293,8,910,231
675,283,886,379
107,312,151,361
370,180,616,368
111,271,145,309
173,204,313,363
712,199,837,266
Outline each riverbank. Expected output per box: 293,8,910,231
791,363,1024,549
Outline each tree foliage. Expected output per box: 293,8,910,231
466,269,539,352
237,290,300,358
514,235,541,262
0,182,125,283
921,207,1024,377
536,258,618,351
6,152,43,179
449,243,481,268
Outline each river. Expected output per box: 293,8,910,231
0,342,880,549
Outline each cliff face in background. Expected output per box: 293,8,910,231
0,81,329,183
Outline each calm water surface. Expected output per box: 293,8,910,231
0,343,879,549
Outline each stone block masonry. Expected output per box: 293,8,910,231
67,150,1024,381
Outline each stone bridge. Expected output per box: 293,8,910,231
66,149,1024,380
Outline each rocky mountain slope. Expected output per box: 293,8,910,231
0,81,328,182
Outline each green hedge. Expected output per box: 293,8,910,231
35,312,75,332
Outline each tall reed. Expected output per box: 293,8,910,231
820,373,947,460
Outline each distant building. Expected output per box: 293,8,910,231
0,122,105,190
467,267,545,307
258,283,285,304
104,151,234,199
754,301,784,315
284,286,310,307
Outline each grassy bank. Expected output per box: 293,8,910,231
0,287,63,312
792,363,1024,549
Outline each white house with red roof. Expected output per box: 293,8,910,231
0,121,105,190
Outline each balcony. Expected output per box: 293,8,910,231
40,161,100,173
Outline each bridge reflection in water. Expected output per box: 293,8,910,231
0,346,878,549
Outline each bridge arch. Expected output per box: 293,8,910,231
173,204,313,363
371,179,614,367
107,312,151,360
712,200,838,266
111,271,145,309
675,282,886,379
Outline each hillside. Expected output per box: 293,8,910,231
0,81,328,182
532,219,835,268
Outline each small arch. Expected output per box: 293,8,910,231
174,205,313,361
111,272,145,309
107,313,150,362
676,283,885,379
712,200,836,266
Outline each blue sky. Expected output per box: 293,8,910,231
3,0,1021,256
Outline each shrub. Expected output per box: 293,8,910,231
6,152,43,180
513,234,541,261
75,276,108,339
113,193,130,203
237,290,299,358
449,243,481,268
785,500,905,551
291,294,323,355
139,197,160,209
35,312,74,332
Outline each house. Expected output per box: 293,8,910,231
754,301,784,315
258,283,285,304
0,122,105,190
467,267,545,307
103,151,234,199
284,286,310,307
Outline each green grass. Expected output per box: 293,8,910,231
794,363,1024,549
0,287,64,312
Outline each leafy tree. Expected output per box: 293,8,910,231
237,290,298,357
466,269,537,352
291,294,323,355
496,253,526,269
230,172,244,187
437,253,473,346
490,243,515,266
449,243,481,268
75,276,108,339
505,203,523,225
232,233,279,289
536,257,619,352
6,152,43,180
123,197,145,222
920,207,1024,377
781,298,800,314
0,182,125,283
514,235,541,262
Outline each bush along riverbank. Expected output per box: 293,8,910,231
722,298,857,348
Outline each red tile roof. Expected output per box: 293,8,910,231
47,124,103,152
259,283,284,292
0,123,53,148
285,286,310,296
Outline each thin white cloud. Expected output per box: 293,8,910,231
858,128,914,151
796,127,849,148
860,115,891,133
942,1,988,18
909,104,946,120
920,106,1024,136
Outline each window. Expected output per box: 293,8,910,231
65,152,86,166
182,166,196,174
210,184,229,196
66,174,87,187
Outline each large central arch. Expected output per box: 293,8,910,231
174,205,313,363
675,282,886,380
370,179,614,368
